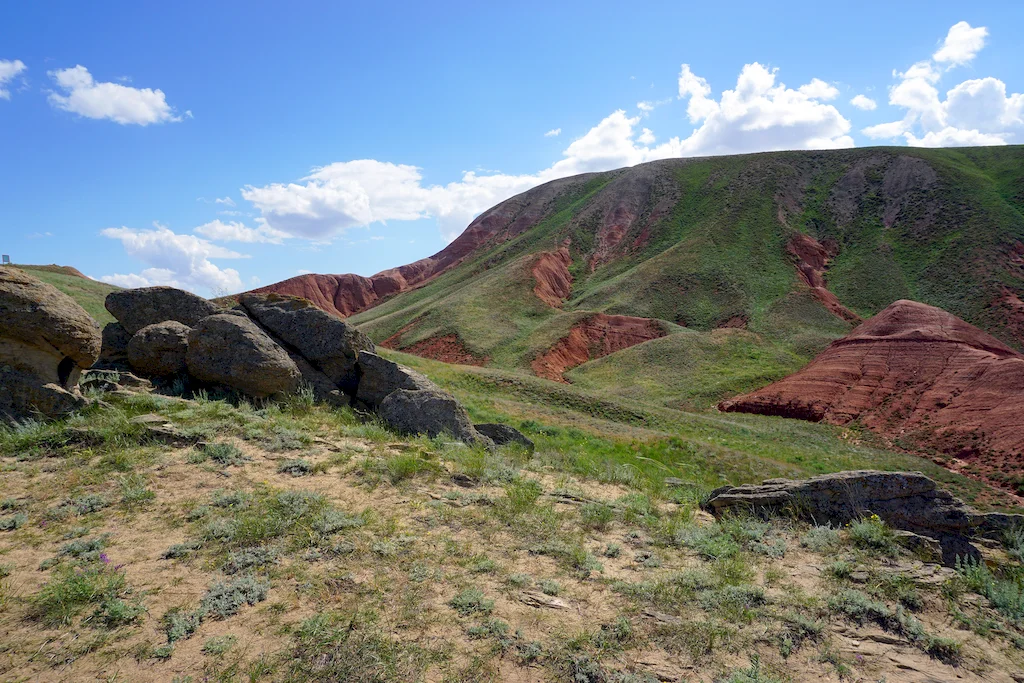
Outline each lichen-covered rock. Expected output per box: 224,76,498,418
474,423,534,451
703,470,1020,565
354,351,436,408
105,286,221,335
127,321,191,377
96,322,131,369
239,293,374,394
0,267,101,421
185,314,300,398
378,388,488,445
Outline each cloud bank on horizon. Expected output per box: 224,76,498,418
5,21,1019,294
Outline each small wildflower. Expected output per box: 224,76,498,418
99,553,110,564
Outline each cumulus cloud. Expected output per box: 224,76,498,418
99,224,245,294
194,219,287,244
544,128,561,137
242,63,852,244
863,22,1021,147
850,94,877,111
48,65,183,125
933,21,988,66
0,59,26,100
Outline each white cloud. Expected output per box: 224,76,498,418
215,196,236,206
933,21,987,66
862,22,1021,147
850,94,877,111
544,128,561,137
47,65,182,125
243,63,853,244
194,219,287,244
99,224,245,294
0,59,26,100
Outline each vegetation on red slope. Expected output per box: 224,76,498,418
531,314,666,382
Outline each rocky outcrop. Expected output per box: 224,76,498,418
703,470,1019,565
355,351,436,408
0,267,101,421
186,314,301,398
97,322,131,369
105,286,222,335
720,300,1024,479
127,321,190,377
239,293,373,393
474,423,534,451
378,388,487,445
531,314,667,382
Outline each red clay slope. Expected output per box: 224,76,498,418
532,246,573,308
531,314,666,382
719,299,1024,473
249,174,598,318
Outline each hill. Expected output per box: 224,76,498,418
253,147,1024,414
12,264,120,325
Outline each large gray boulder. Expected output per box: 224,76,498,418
127,321,191,377
105,286,222,335
239,293,374,394
96,322,131,369
703,470,1019,565
0,267,101,421
185,314,300,398
355,351,436,408
378,388,488,445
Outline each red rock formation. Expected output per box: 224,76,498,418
720,300,1024,483
398,334,489,367
531,314,666,382
787,233,860,323
532,246,572,308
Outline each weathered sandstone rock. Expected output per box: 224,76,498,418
96,322,131,369
704,470,1022,565
105,286,221,335
185,314,300,398
127,321,191,377
239,293,373,393
378,388,487,445
0,267,101,421
474,423,534,451
355,351,436,408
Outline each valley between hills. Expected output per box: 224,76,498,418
3,144,1024,682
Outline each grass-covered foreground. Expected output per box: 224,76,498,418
2,384,1024,682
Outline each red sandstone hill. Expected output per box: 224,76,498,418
719,300,1024,487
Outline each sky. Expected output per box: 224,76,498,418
1,1,1022,296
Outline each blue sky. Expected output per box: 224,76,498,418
1,1,1022,295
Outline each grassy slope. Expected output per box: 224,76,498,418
352,146,1024,411
14,265,119,325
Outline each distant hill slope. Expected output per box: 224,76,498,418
13,264,120,325
252,146,1024,409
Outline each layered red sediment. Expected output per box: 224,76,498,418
394,334,488,367
532,247,573,308
787,233,860,323
531,314,666,382
720,300,1024,489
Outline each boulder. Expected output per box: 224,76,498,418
355,351,436,408
239,293,374,393
97,322,131,369
474,423,535,451
703,470,1021,565
185,314,301,398
127,321,191,377
378,388,488,445
105,286,221,335
0,267,101,421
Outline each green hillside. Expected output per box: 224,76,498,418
14,264,120,325
350,146,1024,409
